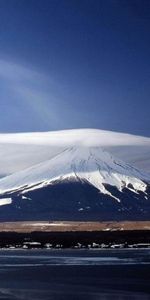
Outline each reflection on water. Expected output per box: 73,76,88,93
0,249,149,300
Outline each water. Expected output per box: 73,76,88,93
0,249,149,299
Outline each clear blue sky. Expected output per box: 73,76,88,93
0,0,150,136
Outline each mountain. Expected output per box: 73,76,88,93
0,129,150,177
0,129,150,221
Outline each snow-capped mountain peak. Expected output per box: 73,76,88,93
0,128,150,177
0,146,149,202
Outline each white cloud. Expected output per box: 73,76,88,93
0,128,149,176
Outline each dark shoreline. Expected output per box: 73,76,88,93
0,230,150,248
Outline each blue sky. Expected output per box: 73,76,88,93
0,0,150,136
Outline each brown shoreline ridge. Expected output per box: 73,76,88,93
0,221,150,233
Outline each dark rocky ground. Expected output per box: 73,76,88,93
0,181,150,221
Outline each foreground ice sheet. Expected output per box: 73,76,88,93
0,249,149,300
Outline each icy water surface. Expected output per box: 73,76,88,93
0,249,149,299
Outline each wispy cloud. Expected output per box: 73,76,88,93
0,59,39,82
0,59,64,129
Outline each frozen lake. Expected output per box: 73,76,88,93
0,249,149,299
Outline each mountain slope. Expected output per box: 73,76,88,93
0,146,149,198
0,145,149,221
0,129,150,177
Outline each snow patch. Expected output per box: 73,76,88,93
29,223,71,226
22,195,31,200
0,198,12,206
